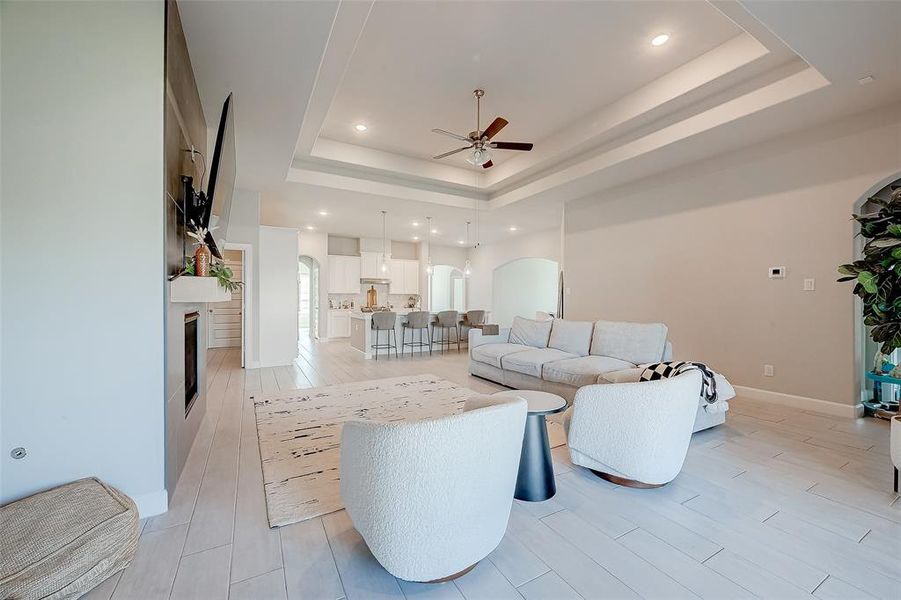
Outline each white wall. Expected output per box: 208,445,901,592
227,189,262,367
565,104,901,409
466,228,561,320
259,226,300,366
299,230,329,339
492,258,560,328
1,2,167,513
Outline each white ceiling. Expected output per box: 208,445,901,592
179,0,901,244
321,1,740,166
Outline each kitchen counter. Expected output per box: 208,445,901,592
349,310,429,358
348,309,490,358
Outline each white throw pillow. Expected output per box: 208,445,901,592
590,320,668,365
509,316,553,348
548,319,594,356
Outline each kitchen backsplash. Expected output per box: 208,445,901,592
328,293,421,310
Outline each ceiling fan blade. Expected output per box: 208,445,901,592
433,146,471,160
481,117,508,140
491,141,533,151
482,160,494,169
431,128,472,143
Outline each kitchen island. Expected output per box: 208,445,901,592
350,309,431,359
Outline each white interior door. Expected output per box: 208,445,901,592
208,254,243,348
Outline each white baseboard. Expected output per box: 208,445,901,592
732,385,863,418
133,488,168,518
245,360,261,369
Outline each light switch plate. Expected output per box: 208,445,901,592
764,364,774,377
803,278,815,291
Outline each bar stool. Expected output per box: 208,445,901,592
371,311,398,360
432,310,460,353
459,310,486,347
402,311,432,356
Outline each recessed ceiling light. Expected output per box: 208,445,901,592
354,124,368,132
509,226,518,232
412,221,420,227
318,210,329,216
412,235,420,241
651,33,670,47
431,229,438,234
305,225,315,231
458,240,465,245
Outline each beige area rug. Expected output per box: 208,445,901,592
251,374,567,528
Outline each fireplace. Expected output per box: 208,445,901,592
185,311,199,416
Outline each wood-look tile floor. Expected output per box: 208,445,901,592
85,338,900,600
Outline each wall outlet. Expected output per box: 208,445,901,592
764,364,775,377
803,278,815,291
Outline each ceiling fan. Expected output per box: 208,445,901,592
431,89,533,169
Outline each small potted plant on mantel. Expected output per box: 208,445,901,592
838,186,901,418
185,222,243,293
187,221,215,277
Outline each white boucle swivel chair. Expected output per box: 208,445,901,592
339,395,528,583
566,371,702,488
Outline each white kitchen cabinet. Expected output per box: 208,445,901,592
403,260,420,295
328,255,361,294
388,259,420,295
388,258,404,294
327,310,351,338
360,252,381,279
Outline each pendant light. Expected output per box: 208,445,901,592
463,221,472,276
425,216,433,275
380,210,389,273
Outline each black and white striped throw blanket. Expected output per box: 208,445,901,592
639,361,718,403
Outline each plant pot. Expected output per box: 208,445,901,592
194,245,211,277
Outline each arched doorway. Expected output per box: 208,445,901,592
299,255,320,341
492,257,559,328
853,174,901,414
429,265,466,313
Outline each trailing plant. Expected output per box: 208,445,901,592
837,186,901,357
184,256,244,293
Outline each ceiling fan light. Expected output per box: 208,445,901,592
466,147,492,166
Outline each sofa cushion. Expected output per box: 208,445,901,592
590,320,668,365
598,367,644,384
502,348,577,378
544,355,636,387
548,320,594,357
471,343,531,369
509,316,553,348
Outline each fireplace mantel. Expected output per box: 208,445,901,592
170,276,232,303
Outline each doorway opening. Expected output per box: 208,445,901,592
299,255,321,342
429,265,466,313
208,249,244,350
854,174,901,416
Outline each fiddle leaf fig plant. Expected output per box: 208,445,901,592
838,186,901,359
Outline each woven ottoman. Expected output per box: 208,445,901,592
0,477,139,600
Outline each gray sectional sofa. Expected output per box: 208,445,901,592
469,316,731,432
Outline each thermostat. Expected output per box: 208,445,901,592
768,266,786,279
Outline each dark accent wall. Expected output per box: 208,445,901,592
165,0,206,276
164,0,209,497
